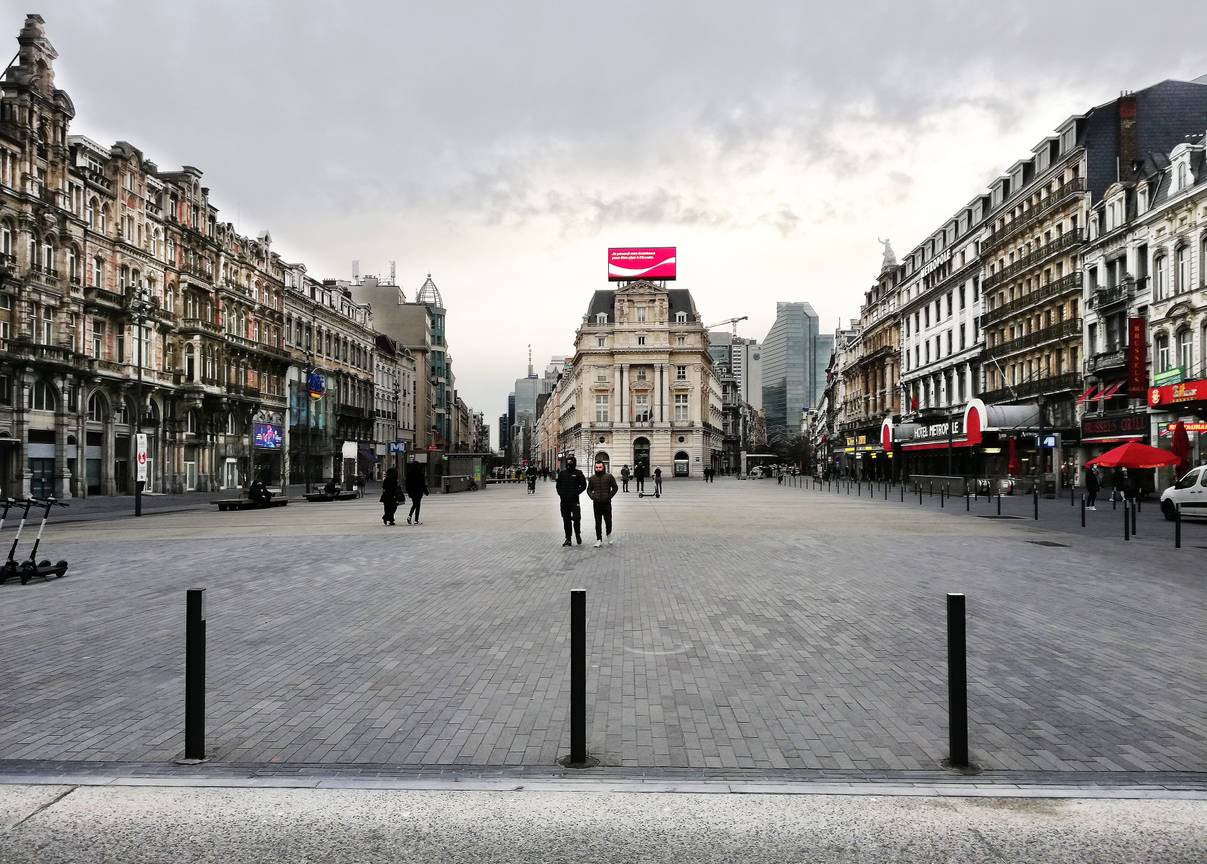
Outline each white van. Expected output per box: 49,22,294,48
1160,465,1207,520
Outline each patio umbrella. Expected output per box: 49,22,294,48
1170,420,1192,475
1006,437,1020,475
1084,441,1180,470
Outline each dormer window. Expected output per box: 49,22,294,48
596,312,607,325
675,311,687,323
1137,184,1148,213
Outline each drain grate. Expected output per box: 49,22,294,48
1027,540,1070,548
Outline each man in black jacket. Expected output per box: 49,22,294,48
555,455,587,546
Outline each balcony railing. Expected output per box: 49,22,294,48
179,317,222,335
1086,348,1127,375
1088,276,1143,310
978,371,1082,404
984,317,1081,361
980,272,1083,326
84,285,126,308
982,230,1084,292
981,178,1086,253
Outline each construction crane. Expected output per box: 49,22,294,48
707,316,749,336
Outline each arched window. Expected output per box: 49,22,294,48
1153,253,1168,300
1175,245,1189,294
99,204,109,232
165,237,175,265
31,380,56,412
67,245,79,283
1155,332,1171,372
86,197,97,228
1177,328,1193,373
87,391,106,422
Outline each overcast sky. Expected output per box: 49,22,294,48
11,0,1207,447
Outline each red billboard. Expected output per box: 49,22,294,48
1127,316,1147,396
1149,378,1207,408
608,247,676,281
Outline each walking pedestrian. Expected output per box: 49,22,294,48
380,467,402,525
1084,463,1099,510
654,466,663,496
635,462,646,493
586,460,618,547
620,464,630,493
526,464,538,494
405,460,428,525
556,455,587,546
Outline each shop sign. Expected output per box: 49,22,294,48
911,417,963,444
1127,317,1147,396
843,431,880,452
1149,378,1207,408
1160,421,1207,437
1081,413,1147,440
1153,367,1185,386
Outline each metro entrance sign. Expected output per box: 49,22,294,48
136,433,148,483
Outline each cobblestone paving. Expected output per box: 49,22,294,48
0,478,1203,773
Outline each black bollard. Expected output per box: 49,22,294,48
1080,494,1085,528
929,482,934,498
946,593,969,768
1175,504,1182,549
1124,499,1130,542
919,487,923,506
1033,487,1039,521
900,484,904,503
1130,499,1138,537
940,487,945,508
1070,484,1075,507
858,480,861,497
184,588,206,762
1137,497,1142,514
570,588,586,765
966,490,970,512
996,492,1001,516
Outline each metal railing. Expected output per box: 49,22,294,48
978,371,1081,404
1086,348,1127,375
980,273,1082,326
981,178,1086,252
984,318,1081,361
982,231,1084,291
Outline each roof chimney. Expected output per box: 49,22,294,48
1118,92,1138,181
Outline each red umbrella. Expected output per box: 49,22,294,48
1006,437,1020,475
1085,441,1180,470
1170,420,1192,475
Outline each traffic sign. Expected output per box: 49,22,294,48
136,433,148,482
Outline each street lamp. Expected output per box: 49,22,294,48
129,284,152,517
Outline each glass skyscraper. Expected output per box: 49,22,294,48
761,302,827,441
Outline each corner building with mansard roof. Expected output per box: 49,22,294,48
559,279,723,478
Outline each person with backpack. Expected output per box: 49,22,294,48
654,466,663,496
586,460,618,547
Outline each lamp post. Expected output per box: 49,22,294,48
130,284,151,517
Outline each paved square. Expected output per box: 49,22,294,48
0,479,1204,773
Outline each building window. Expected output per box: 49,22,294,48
634,394,649,422
637,335,646,346
1177,328,1193,372
636,306,647,323
675,365,686,381
675,311,686,323
674,393,689,421
1155,332,1171,372
596,313,607,324
31,380,56,411
1175,245,1189,294
1154,253,1167,300
92,319,105,358
596,336,605,348
595,394,609,422
676,335,685,346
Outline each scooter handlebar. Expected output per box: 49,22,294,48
27,497,68,507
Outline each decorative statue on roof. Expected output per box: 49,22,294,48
877,238,897,271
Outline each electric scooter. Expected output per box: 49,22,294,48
0,498,14,583
19,497,69,584
0,498,34,584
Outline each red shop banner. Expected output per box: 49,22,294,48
1127,316,1147,396
1148,378,1207,407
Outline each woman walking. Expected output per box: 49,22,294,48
405,461,428,525
380,467,402,525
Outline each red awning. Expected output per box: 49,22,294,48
1075,385,1098,404
1097,381,1125,400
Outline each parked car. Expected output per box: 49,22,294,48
1160,465,1207,520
